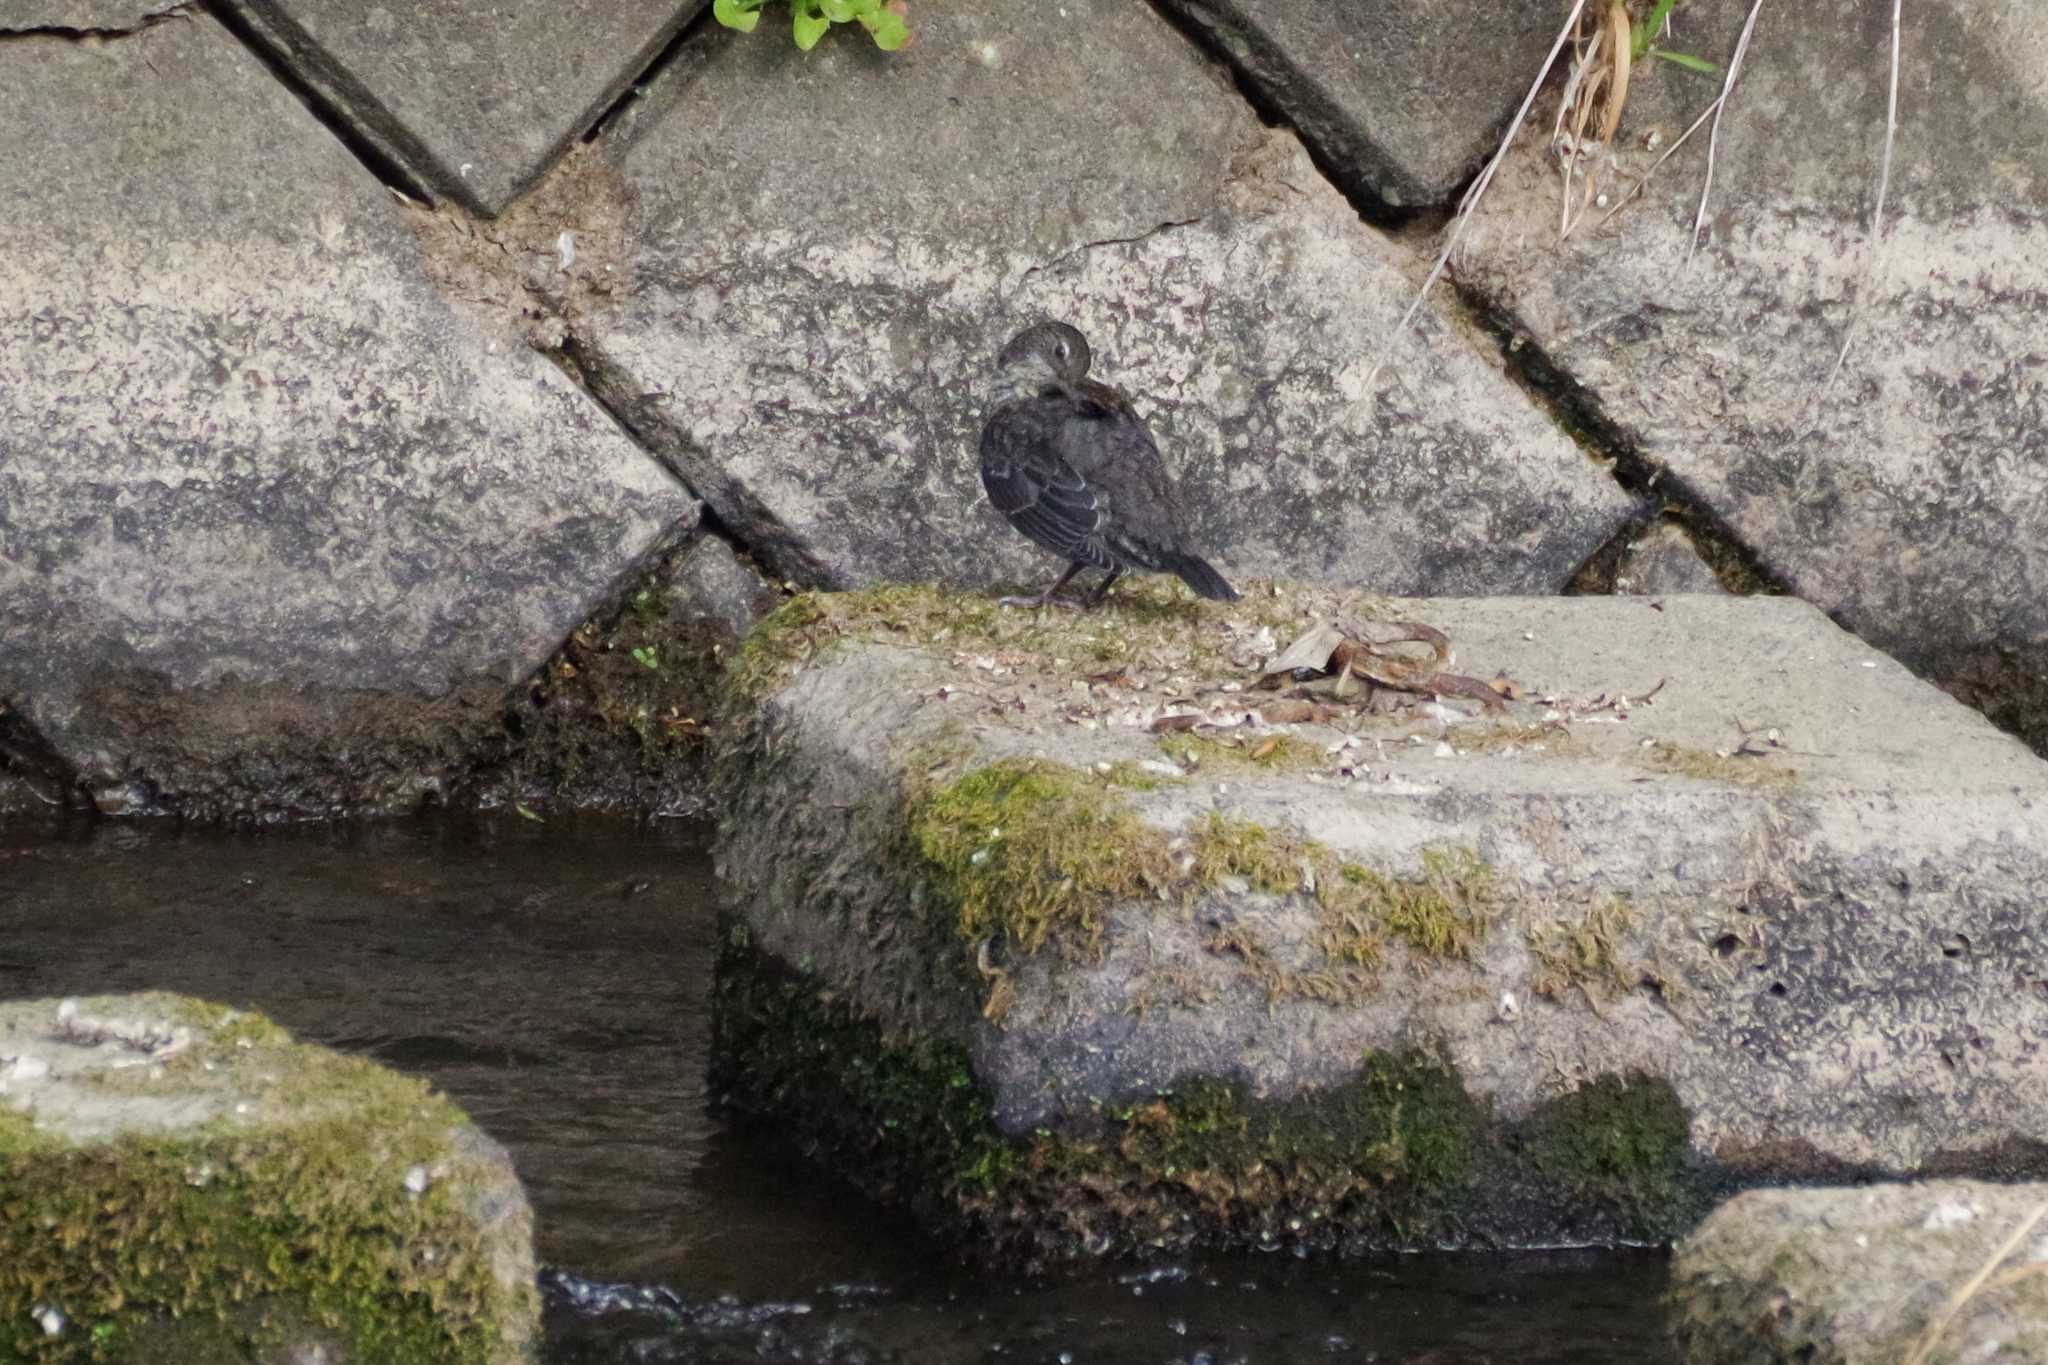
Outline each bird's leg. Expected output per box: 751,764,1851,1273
1082,569,1123,608
999,561,1088,610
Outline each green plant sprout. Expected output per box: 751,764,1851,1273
714,0,911,51
1631,0,1720,74
631,645,661,671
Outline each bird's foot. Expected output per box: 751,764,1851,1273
997,592,1086,611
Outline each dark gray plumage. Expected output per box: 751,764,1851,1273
978,321,1239,608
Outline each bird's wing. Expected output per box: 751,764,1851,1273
1061,380,1191,569
980,406,1116,569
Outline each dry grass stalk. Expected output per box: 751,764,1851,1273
1824,0,1902,386
1901,1199,2048,1365
1688,0,1766,262
1363,0,1588,389
1554,1,1637,238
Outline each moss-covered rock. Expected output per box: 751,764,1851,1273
710,586,2048,1263
0,994,536,1364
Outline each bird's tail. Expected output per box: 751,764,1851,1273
1171,553,1240,602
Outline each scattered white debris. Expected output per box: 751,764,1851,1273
1860,660,1878,669
556,229,577,270
1433,740,1456,758
1139,760,1186,779
1498,991,1521,1021
1,1053,50,1085
33,1305,63,1338
1922,1200,1978,1230
404,1165,432,1195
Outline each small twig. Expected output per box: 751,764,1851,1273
1364,0,1588,389
1902,1201,2048,1365
1824,0,1901,386
1688,0,1766,263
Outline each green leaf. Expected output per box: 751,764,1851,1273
712,0,761,32
793,1,830,48
1651,47,1721,74
819,0,858,20
514,802,545,823
862,10,910,49
1631,0,1680,59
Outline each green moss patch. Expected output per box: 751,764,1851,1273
904,757,1496,991
907,757,1175,956
1520,1074,1698,1231
0,999,531,1364
726,580,1388,705
713,938,1713,1261
1530,897,1643,1007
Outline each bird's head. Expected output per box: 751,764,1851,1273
991,321,1091,400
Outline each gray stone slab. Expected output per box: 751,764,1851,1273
0,1,181,30
715,585,2048,1258
1153,0,1566,209
0,15,694,813
220,0,706,216
583,0,1635,600
1669,1181,2048,1364
1455,0,2048,741
0,993,537,1361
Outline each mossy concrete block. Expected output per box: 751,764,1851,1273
0,14,694,817
1150,0,1565,209
215,0,706,216
714,584,2048,1261
0,993,537,1364
1669,1181,2048,1364
580,0,1634,599
1456,0,2048,749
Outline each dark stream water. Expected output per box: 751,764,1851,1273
0,815,1675,1363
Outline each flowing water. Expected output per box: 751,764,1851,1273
0,814,1676,1363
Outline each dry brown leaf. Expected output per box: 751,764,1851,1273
1150,714,1203,734
1599,0,1632,144
1262,622,1347,677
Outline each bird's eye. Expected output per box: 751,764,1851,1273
1054,340,1069,359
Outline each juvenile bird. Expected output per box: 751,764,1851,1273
978,321,1239,608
